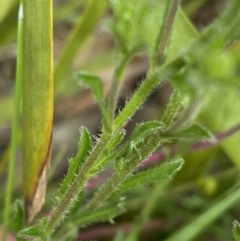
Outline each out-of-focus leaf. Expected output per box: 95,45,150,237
0,0,18,47
233,220,240,241
0,0,16,22
165,185,240,241
200,87,240,169
112,158,184,197
17,218,47,240
164,123,214,142
109,0,197,60
72,199,126,226
22,0,53,222
54,0,107,84
9,200,25,241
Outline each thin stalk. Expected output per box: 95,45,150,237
2,2,23,240
107,44,147,131
106,72,120,130
150,0,181,71
113,57,185,132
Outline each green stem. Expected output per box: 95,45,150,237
82,134,164,212
2,2,23,240
150,0,181,71
106,45,145,131
45,133,109,235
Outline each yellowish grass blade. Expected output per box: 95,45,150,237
22,0,53,222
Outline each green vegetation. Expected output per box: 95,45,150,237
1,0,240,240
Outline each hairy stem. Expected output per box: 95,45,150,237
45,133,109,235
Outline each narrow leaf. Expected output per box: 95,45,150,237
164,123,215,142
76,71,110,132
54,0,107,84
112,121,166,163
165,185,240,241
17,218,47,240
83,132,166,211
114,158,184,196
57,127,91,200
9,200,26,238
162,91,182,127
92,130,126,171
72,199,126,226
233,220,240,241
106,130,126,151
131,121,166,141
22,0,53,222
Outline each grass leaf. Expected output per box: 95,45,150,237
22,0,53,222
165,185,240,241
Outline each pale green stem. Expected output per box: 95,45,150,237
2,2,23,240
150,0,181,71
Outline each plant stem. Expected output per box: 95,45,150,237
107,45,144,130
150,0,181,71
2,3,23,241
82,134,165,212
45,133,109,235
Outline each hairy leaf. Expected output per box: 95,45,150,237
92,130,126,171
114,158,184,196
17,218,47,240
56,127,91,201
72,199,126,226
114,121,166,162
164,123,214,142
162,91,182,127
10,200,25,235
76,71,110,132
